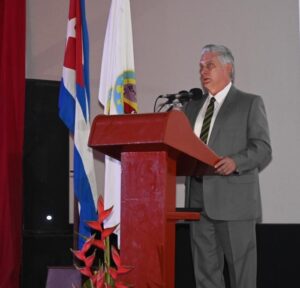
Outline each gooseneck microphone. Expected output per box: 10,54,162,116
158,88,203,102
189,88,203,99
154,88,203,112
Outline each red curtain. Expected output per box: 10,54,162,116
0,0,25,287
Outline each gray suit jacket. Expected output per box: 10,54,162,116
183,85,272,221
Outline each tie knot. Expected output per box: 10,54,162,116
209,97,216,104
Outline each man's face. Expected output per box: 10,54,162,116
199,51,232,95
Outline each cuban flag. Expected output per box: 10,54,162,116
98,0,138,242
59,0,98,248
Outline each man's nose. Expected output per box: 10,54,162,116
200,67,208,75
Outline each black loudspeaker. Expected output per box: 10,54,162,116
23,79,70,232
22,79,73,288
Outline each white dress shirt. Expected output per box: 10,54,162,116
193,82,232,142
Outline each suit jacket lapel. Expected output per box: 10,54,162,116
208,85,238,147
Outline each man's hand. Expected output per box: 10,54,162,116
214,157,237,175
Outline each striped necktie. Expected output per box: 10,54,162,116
200,97,216,143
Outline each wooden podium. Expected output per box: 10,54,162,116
88,111,220,288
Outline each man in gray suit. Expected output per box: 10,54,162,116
183,44,272,288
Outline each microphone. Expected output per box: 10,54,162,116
189,88,203,99
159,88,203,102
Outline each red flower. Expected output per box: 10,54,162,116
110,246,133,278
72,235,97,279
97,196,114,223
71,195,133,287
74,264,93,278
87,195,114,233
85,250,96,268
92,239,106,250
91,269,105,288
108,267,118,280
71,234,95,262
102,225,118,239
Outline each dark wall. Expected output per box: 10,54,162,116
256,224,300,288
176,223,300,288
23,79,70,233
22,79,73,288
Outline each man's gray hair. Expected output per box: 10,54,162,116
201,44,235,82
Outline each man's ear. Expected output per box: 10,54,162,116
225,63,233,76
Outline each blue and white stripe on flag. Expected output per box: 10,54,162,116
59,0,97,248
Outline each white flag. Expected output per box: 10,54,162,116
98,0,138,242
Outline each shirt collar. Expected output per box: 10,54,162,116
208,82,232,105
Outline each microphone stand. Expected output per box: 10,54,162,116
154,87,203,112
166,99,183,111
154,97,185,112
